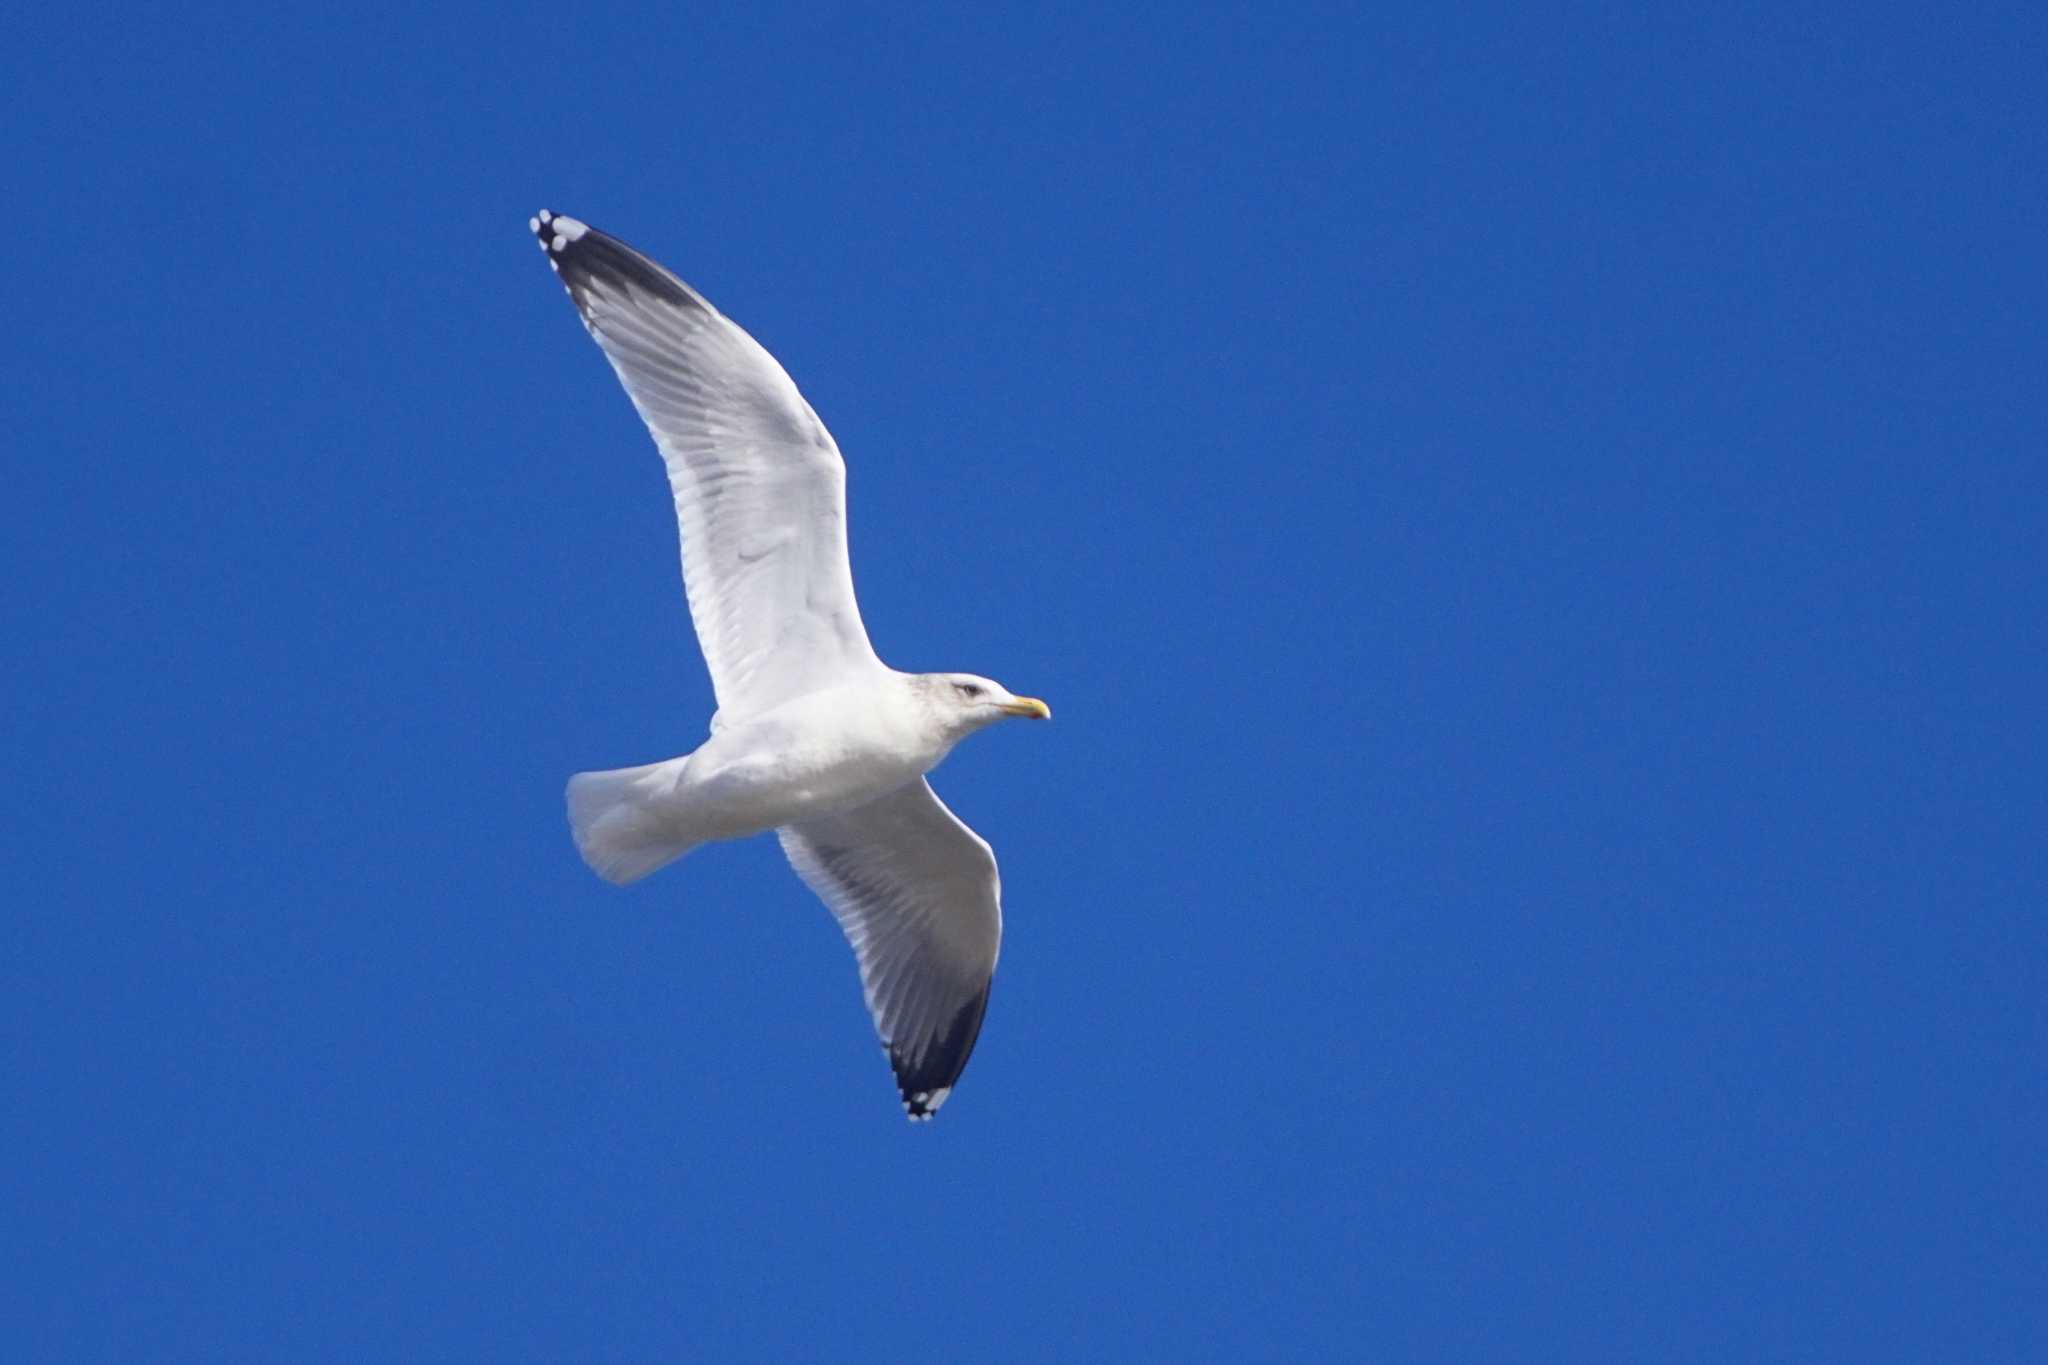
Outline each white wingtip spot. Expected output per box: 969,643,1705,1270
530,209,586,258
903,1086,952,1120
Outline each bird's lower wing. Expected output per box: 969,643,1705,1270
778,780,1003,1120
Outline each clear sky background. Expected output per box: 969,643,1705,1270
5,3,2044,1360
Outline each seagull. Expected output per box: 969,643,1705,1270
529,210,1050,1121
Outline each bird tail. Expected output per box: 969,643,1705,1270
566,757,699,885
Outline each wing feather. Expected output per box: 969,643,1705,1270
532,211,879,716
779,780,1003,1120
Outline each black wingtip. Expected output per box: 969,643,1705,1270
527,208,574,273
528,209,700,310
891,987,992,1122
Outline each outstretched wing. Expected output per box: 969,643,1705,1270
531,210,880,718
779,781,1003,1121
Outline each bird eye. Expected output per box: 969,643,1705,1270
956,682,984,698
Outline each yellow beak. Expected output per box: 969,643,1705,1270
1000,696,1052,720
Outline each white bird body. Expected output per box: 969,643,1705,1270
569,672,972,876
530,210,1048,1119
687,677,945,833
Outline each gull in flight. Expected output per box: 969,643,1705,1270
529,210,1050,1120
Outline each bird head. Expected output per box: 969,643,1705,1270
924,673,1052,735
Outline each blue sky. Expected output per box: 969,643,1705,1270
5,3,2044,1359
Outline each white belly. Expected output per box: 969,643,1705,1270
671,683,940,839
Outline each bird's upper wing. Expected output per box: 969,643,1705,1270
778,780,1003,1120
532,211,880,718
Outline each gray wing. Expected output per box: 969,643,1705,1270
778,780,1003,1121
531,210,880,718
